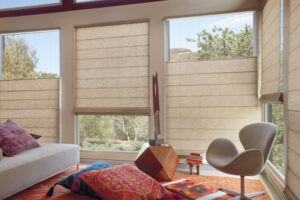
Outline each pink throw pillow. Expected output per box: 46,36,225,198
72,163,181,200
0,120,40,156
30,133,42,140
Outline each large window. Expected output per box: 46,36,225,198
265,104,285,175
79,115,148,151
167,12,254,62
75,22,150,152
165,12,258,155
0,30,60,143
0,0,60,10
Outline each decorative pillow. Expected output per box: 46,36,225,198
0,120,40,156
46,161,112,197
30,133,42,140
72,163,181,200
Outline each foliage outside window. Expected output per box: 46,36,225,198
79,115,148,151
1,31,60,80
266,104,285,175
168,12,254,62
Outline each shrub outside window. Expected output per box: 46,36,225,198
79,115,149,151
167,12,254,62
266,104,285,176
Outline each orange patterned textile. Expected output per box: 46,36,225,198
72,164,181,200
8,167,270,200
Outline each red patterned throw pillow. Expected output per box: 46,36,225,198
0,120,40,156
72,163,181,200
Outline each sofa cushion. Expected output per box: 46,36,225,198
46,161,112,197
0,120,40,156
72,163,180,200
0,143,79,199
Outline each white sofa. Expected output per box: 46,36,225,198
0,143,80,199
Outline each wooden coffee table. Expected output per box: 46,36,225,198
135,145,179,181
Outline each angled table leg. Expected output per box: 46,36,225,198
196,164,200,175
187,162,194,175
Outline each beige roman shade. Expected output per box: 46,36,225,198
166,58,260,155
261,0,282,96
74,22,150,115
0,79,60,143
284,0,300,199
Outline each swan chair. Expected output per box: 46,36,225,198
206,122,277,200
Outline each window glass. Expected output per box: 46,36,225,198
168,12,254,62
79,115,148,151
266,104,285,175
1,30,60,80
0,0,60,10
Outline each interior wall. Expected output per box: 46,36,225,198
0,0,262,145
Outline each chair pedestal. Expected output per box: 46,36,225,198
220,176,265,200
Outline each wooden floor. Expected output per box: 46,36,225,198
7,166,270,200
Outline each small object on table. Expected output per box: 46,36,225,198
135,145,179,181
186,152,203,175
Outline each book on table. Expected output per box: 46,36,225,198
190,152,202,157
186,155,203,163
165,179,225,200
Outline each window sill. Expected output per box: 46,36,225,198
80,149,138,162
264,161,285,192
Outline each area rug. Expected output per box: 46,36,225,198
7,167,270,200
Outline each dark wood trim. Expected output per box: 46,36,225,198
0,0,163,18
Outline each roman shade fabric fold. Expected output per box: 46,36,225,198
284,0,300,198
74,22,150,115
261,0,282,97
0,79,60,143
166,58,260,155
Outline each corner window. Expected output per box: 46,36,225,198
167,12,254,62
265,104,285,175
79,115,149,151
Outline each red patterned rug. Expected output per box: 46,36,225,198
7,167,270,200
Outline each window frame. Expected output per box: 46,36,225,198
0,29,61,143
0,0,163,18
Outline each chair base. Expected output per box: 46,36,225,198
220,187,265,200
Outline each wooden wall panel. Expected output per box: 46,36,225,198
0,79,60,143
261,0,281,95
75,22,150,111
285,0,300,198
166,57,259,155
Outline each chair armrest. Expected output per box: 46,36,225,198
226,149,264,176
206,138,239,167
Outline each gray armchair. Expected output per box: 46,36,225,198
206,122,277,200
